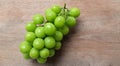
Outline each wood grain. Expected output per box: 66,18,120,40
0,0,120,66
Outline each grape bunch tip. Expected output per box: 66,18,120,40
19,4,80,64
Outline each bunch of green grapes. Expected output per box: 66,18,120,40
19,4,80,64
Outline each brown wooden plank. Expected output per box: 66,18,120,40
0,0,120,66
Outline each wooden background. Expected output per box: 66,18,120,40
0,0,120,66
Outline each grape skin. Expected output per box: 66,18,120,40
55,42,62,50
44,23,56,36
33,38,44,50
66,16,76,27
49,49,55,57
19,41,32,53
25,22,36,32
37,57,47,64
35,27,45,38
52,5,61,14
69,8,80,17
29,48,39,59
54,16,65,28
44,37,56,49
45,8,56,22
40,48,50,58
54,31,63,41
25,32,36,42
33,14,44,24
59,25,69,35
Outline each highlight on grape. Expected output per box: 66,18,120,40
19,4,80,64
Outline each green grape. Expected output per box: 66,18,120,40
69,8,80,17
44,23,56,35
66,16,76,27
33,14,44,24
55,42,62,50
25,22,36,32
54,16,65,28
33,38,44,50
54,31,63,41
23,53,31,59
37,57,47,64
59,25,69,35
25,32,36,42
40,48,49,58
51,5,61,14
45,8,56,22
29,48,39,59
35,27,45,38
44,37,56,49
19,41,32,53
49,49,55,57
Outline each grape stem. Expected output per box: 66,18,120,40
64,3,66,9
63,3,68,19
58,3,68,19
37,3,68,27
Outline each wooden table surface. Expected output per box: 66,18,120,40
0,0,120,66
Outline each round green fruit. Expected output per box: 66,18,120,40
44,23,56,35
33,14,44,24
51,5,61,14
55,42,62,50
25,32,36,42
33,38,44,50
23,53,30,59
54,31,63,41
44,37,56,49
45,8,56,22
19,41,32,53
54,16,65,28
66,16,76,27
59,25,69,35
69,8,80,17
29,48,39,59
35,27,45,38
37,57,47,64
40,48,49,58
25,22,36,32
49,49,55,57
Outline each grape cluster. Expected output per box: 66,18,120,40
19,4,80,64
